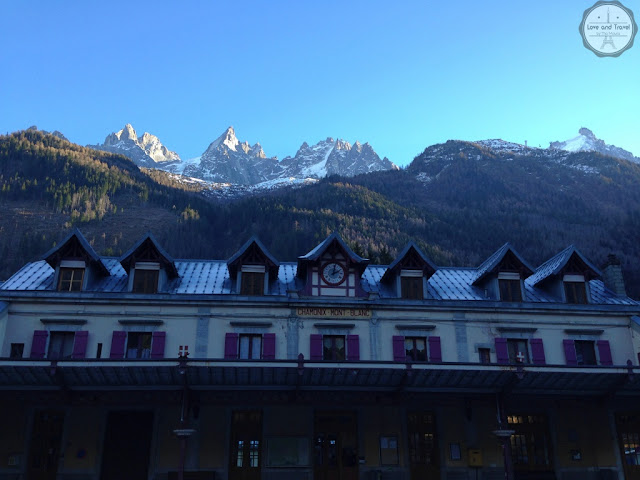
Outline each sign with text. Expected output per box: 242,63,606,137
296,307,371,318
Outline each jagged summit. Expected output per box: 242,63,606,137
89,124,181,167
550,128,637,162
207,126,240,152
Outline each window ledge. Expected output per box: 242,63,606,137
564,329,604,335
395,324,436,331
118,319,164,326
40,319,87,325
230,321,273,327
314,323,356,329
496,327,537,333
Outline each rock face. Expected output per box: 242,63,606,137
550,128,637,162
92,125,398,186
89,124,181,168
181,127,281,184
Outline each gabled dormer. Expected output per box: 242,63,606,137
472,243,534,302
119,233,178,294
297,233,369,297
43,229,109,292
528,246,601,304
227,237,279,296
381,242,437,299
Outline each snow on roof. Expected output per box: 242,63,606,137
0,257,634,306
528,245,601,287
472,243,534,285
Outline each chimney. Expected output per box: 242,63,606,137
601,254,626,296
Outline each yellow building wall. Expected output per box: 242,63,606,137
156,406,182,469
0,405,27,473
361,406,404,467
554,402,617,468
198,406,227,469
62,407,101,472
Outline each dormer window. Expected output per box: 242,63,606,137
498,272,522,302
58,260,85,292
241,266,266,296
563,275,587,304
400,270,423,299
132,262,160,294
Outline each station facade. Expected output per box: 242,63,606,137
1,230,640,480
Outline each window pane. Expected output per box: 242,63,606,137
565,282,587,304
133,270,158,294
251,336,262,359
58,268,84,292
499,279,522,302
239,336,250,359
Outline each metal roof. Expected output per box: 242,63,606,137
528,245,602,286
41,228,109,276
0,258,636,305
1,359,639,397
472,243,535,285
119,232,178,277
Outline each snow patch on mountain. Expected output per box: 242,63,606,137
89,124,181,167
550,128,637,162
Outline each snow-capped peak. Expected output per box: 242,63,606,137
550,128,637,162
208,126,240,152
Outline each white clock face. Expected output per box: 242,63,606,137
322,262,346,285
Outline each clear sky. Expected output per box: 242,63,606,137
1,0,638,166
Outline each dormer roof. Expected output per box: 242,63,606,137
42,228,109,276
227,236,279,279
472,243,534,285
381,242,437,283
528,245,601,287
297,233,369,278
119,232,178,278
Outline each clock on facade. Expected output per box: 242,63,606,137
321,262,346,285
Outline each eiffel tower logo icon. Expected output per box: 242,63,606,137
601,8,616,50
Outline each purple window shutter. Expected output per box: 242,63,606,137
597,340,613,366
347,335,360,361
151,331,166,359
110,331,127,359
263,333,276,360
495,338,509,364
224,333,238,359
71,331,89,359
530,338,546,365
310,334,323,361
563,339,578,365
428,336,442,362
393,336,405,362
30,330,48,359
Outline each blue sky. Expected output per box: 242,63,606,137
1,1,638,166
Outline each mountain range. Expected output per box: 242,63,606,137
2,127,640,298
89,125,398,185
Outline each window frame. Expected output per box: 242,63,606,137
498,275,522,302
241,271,265,296
125,332,153,359
48,331,76,360
239,334,263,360
478,347,491,364
404,336,428,362
132,266,159,294
323,335,346,361
58,267,85,292
400,273,424,300
574,340,597,366
563,275,588,304
507,339,530,364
